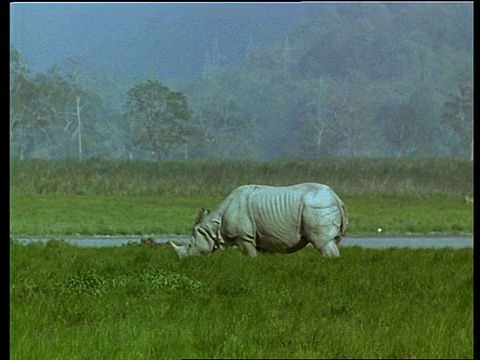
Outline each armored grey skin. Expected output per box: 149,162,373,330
169,183,348,258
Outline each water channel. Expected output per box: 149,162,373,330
15,235,473,249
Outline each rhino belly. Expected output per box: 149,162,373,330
256,233,307,253
249,190,304,251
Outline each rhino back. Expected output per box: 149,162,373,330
249,184,344,248
251,185,303,222
219,183,345,251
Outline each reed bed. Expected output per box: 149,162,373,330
10,157,473,197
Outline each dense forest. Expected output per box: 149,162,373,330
10,3,473,160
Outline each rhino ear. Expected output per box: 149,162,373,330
195,208,210,225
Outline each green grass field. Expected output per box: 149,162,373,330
9,158,474,236
10,193,473,236
10,158,473,359
10,240,473,359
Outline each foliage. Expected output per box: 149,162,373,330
188,75,258,159
122,80,194,160
442,81,473,160
10,47,40,159
10,48,33,130
181,3,472,159
10,50,111,159
10,4,473,160
380,93,433,157
10,242,473,358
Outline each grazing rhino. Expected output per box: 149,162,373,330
169,182,348,258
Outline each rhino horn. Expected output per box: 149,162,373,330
169,241,189,258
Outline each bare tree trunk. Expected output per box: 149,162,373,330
311,119,324,156
470,137,473,161
18,127,25,160
224,96,230,129
348,136,356,157
12,124,29,160
76,95,82,160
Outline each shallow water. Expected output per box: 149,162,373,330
15,235,473,249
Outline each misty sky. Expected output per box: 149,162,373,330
10,2,311,82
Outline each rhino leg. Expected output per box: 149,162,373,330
236,239,257,257
306,233,340,258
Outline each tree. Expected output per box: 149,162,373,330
442,80,473,160
10,55,72,158
381,102,424,157
192,88,256,159
203,38,222,80
297,77,338,157
35,63,112,159
65,59,92,160
28,66,83,158
10,47,38,158
322,72,381,157
123,80,194,160
11,50,104,159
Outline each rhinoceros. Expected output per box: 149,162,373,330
169,182,348,258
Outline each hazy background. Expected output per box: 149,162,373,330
12,4,312,81
10,2,473,160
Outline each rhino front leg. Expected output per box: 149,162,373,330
236,239,257,257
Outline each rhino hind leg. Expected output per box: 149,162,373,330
318,240,340,258
236,239,257,257
302,206,342,258
306,230,341,258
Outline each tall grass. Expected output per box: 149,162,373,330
10,157,473,196
11,240,473,359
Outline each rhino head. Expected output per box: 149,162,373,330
169,208,221,258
